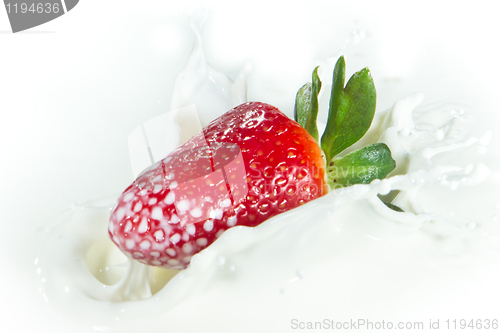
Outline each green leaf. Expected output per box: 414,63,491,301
294,66,322,142
294,82,310,124
326,143,395,188
321,56,376,162
383,202,404,212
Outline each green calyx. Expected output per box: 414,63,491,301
294,66,321,142
321,56,376,162
327,143,395,187
383,202,404,212
294,56,396,190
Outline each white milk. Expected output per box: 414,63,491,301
35,8,500,333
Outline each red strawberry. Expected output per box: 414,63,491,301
109,102,326,269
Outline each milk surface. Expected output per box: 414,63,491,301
36,8,500,333
1,2,499,332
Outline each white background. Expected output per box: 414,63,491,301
1,1,499,332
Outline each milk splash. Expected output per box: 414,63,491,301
128,9,251,178
169,8,251,126
35,11,500,333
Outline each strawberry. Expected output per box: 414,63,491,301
109,102,326,269
109,57,396,270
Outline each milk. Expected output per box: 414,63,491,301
34,8,500,333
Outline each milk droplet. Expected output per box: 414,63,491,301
217,256,226,266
